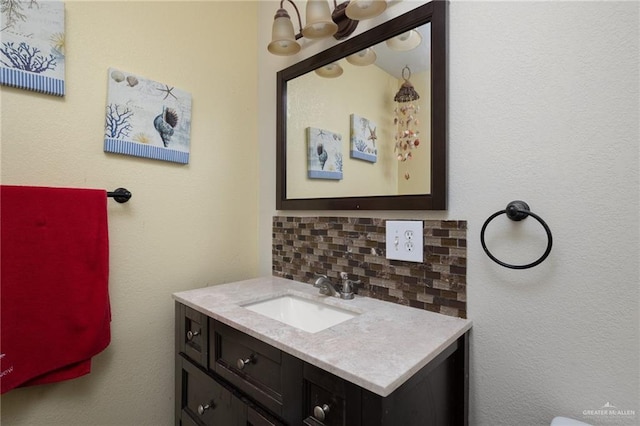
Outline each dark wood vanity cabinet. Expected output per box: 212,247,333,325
175,304,285,426
300,338,468,426
176,302,469,426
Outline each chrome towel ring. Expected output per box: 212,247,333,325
480,200,552,269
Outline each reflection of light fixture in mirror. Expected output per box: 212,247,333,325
393,66,421,169
268,0,388,56
315,62,344,78
345,0,387,20
346,48,376,66
386,29,422,51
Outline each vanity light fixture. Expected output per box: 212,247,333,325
267,0,388,56
302,0,339,39
386,29,422,51
314,62,344,78
345,0,387,20
346,48,377,66
268,6,303,55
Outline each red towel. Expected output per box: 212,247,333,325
1,185,111,394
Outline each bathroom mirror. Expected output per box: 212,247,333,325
276,1,446,210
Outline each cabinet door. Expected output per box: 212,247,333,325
176,302,209,367
302,363,361,426
178,355,246,426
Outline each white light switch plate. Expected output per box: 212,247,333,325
385,220,424,263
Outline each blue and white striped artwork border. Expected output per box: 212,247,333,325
0,67,65,97
104,138,189,164
308,170,342,180
350,150,377,163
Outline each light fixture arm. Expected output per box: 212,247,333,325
284,0,359,41
331,0,359,40
280,0,304,40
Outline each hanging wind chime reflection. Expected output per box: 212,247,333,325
393,65,420,180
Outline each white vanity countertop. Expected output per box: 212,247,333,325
173,276,472,397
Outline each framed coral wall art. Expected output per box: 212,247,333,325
0,0,65,96
103,68,192,164
350,113,377,163
307,127,343,180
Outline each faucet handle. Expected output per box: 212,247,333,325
340,272,360,286
343,279,361,291
340,274,361,300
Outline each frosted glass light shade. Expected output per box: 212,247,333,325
268,10,301,56
302,0,338,39
345,0,387,20
386,29,422,51
346,48,376,66
314,62,343,78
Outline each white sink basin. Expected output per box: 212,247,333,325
242,295,359,333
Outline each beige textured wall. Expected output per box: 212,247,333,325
0,1,258,425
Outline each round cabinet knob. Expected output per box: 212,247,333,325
197,403,211,415
236,356,253,370
313,404,330,422
186,330,200,341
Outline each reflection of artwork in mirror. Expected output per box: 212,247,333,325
350,114,378,163
286,21,431,198
307,127,343,180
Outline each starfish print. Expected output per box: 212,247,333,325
157,84,177,100
317,129,327,138
367,126,377,144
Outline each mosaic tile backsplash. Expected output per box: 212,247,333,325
272,216,467,318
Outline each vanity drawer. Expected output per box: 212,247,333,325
302,363,361,426
209,320,303,422
177,355,245,426
176,303,209,367
247,405,286,426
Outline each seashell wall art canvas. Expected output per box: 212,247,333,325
349,114,377,163
103,68,192,164
307,127,343,180
0,0,66,96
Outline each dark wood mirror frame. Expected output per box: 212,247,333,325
276,1,447,210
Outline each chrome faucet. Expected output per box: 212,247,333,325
313,273,361,299
313,274,340,297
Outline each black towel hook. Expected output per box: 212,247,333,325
106,188,132,203
480,200,552,269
